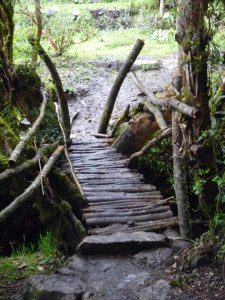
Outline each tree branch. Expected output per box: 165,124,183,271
0,142,59,182
9,92,48,166
98,39,145,133
0,145,64,223
130,71,200,118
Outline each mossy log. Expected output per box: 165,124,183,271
29,37,70,138
0,145,64,223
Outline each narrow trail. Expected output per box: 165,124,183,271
23,55,193,299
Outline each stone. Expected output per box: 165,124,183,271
163,228,180,239
190,254,212,268
133,248,172,268
117,272,150,290
171,239,192,253
132,57,161,71
139,279,171,300
77,232,168,255
23,274,86,300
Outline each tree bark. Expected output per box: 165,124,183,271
130,71,168,130
9,92,48,166
130,71,200,118
0,142,59,182
98,39,145,133
0,145,64,223
159,0,166,18
111,104,130,137
29,37,70,137
172,110,191,238
32,0,42,64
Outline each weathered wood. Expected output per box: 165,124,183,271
29,37,70,137
88,217,178,235
86,210,173,227
0,142,58,182
9,92,48,166
98,39,145,133
0,145,64,223
87,197,164,207
83,205,170,219
131,70,200,118
83,184,156,193
130,71,168,130
111,104,130,137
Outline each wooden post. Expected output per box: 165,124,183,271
172,109,191,238
98,39,145,134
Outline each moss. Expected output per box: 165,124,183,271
0,152,9,171
59,201,72,214
0,116,19,152
48,168,83,218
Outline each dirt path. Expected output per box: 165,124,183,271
67,54,177,138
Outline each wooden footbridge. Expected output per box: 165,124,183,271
61,136,177,244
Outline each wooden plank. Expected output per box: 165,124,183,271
83,205,170,219
88,217,178,235
86,210,173,226
82,201,166,212
87,197,164,206
83,184,155,192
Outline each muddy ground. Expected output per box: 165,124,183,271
64,54,177,138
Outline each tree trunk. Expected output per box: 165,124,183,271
32,0,42,65
159,0,166,18
175,0,216,215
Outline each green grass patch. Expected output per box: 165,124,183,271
67,28,177,60
0,232,64,299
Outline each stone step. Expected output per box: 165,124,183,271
77,231,168,255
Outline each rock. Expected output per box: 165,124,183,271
77,232,168,255
133,248,172,268
190,254,212,268
23,274,86,300
163,228,180,239
172,239,192,253
117,272,150,290
65,255,87,274
139,279,171,300
132,57,161,71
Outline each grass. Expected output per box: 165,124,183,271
0,232,64,299
65,28,177,61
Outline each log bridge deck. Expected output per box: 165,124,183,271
61,137,177,240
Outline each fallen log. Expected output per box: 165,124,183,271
98,39,145,133
0,142,59,182
130,71,200,118
0,145,64,223
9,92,48,166
127,127,172,168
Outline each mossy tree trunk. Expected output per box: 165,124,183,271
0,0,15,105
175,0,216,223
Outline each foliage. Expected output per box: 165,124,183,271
138,137,174,193
0,231,64,299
